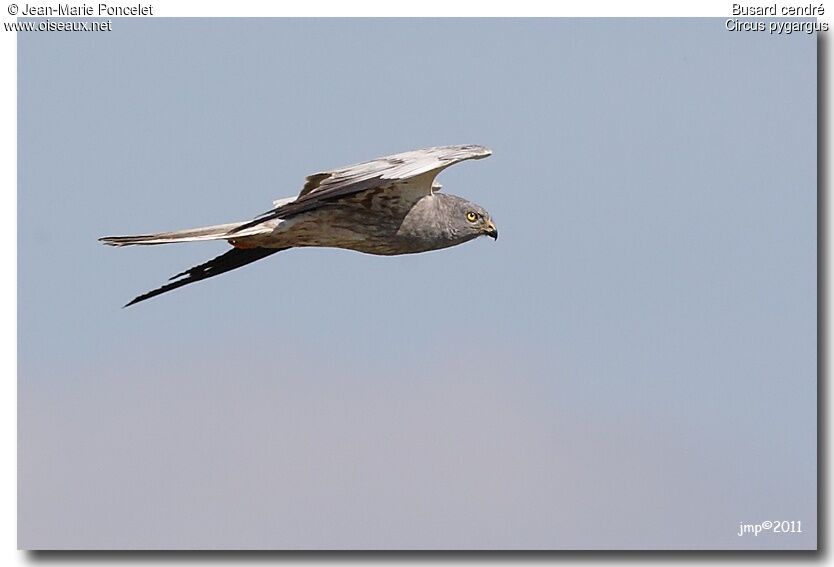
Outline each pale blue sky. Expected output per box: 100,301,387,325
18,19,816,549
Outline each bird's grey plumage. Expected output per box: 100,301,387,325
100,144,497,306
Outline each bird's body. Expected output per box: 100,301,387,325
239,192,486,256
101,144,496,306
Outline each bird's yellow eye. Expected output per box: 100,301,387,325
466,211,478,222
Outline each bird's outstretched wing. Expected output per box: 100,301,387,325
230,144,491,234
124,246,287,307
295,144,492,200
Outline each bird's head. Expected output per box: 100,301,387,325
446,196,498,241
398,193,498,252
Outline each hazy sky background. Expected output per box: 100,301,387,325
18,19,816,549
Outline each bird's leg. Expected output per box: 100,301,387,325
228,239,257,249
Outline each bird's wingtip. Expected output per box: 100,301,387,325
466,144,492,157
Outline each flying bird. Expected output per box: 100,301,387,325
100,144,497,306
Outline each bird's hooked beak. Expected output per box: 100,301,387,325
484,220,498,240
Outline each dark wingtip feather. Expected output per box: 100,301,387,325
122,246,287,307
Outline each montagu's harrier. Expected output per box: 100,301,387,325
100,144,497,307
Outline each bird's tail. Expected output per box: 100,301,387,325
99,221,267,247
